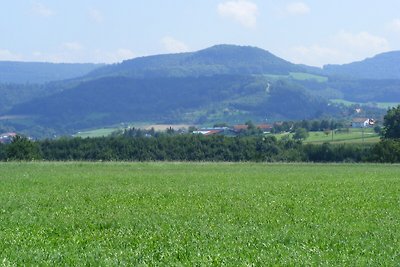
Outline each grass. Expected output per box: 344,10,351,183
289,72,328,82
273,128,380,144
74,128,119,138
331,99,400,109
263,72,328,83
305,128,380,144
1,162,400,265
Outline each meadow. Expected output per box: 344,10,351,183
273,128,380,144
1,162,399,265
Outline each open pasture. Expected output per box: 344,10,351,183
0,162,399,265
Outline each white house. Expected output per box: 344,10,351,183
351,118,375,128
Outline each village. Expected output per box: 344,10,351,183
191,117,376,137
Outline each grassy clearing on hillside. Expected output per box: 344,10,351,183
1,162,399,265
263,72,328,83
331,99,400,109
289,72,328,82
74,128,120,138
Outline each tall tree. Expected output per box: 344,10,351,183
6,135,42,161
383,105,400,139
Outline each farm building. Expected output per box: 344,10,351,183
192,127,235,136
351,118,375,128
0,132,17,144
257,124,273,133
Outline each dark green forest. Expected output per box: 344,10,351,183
2,133,400,163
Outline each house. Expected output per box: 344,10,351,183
193,127,235,136
0,132,17,144
257,124,273,133
233,125,248,132
351,118,375,128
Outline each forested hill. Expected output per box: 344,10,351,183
2,44,400,137
0,61,103,84
87,45,307,79
9,75,336,131
323,51,400,79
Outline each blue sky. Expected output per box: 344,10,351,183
1,0,400,66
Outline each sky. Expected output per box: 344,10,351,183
1,0,400,66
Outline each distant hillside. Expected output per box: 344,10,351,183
88,45,306,79
0,61,103,84
323,51,400,79
8,75,336,132
2,44,400,137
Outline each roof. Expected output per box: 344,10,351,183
352,118,369,123
233,125,248,131
257,124,273,130
193,129,224,136
0,132,17,138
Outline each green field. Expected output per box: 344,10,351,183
331,99,400,109
274,128,380,144
305,128,380,144
263,72,328,83
1,162,399,265
74,128,119,138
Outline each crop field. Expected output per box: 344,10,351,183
1,162,400,265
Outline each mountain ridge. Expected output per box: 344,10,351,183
1,44,399,137
0,61,103,84
323,50,400,79
87,44,307,79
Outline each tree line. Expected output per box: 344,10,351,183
1,134,399,163
1,106,399,163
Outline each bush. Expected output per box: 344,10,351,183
6,135,42,161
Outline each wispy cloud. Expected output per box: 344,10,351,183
31,2,54,17
0,49,22,61
89,8,104,23
113,49,135,62
92,48,136,63
285,2,310,16
334,31,389,52
62,42,84,51
218,0,258,28
289,45,342,66
161,37,190,53
387,18,400,33
286,31,390,66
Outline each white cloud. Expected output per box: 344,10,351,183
161,37,190,53
31,2,54,17
113,49,135,62
0,49,22,61
218,0,258,28
89,8,104,23
333,31,389,53
62,42,84,51
387,18,400,33
285,31,390,66
92,48,136,63
289,45,341,66
285,2,310,16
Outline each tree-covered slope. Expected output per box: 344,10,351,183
0,61,103,84
323,51,400,79
88,45,306,79
8,75,335,131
